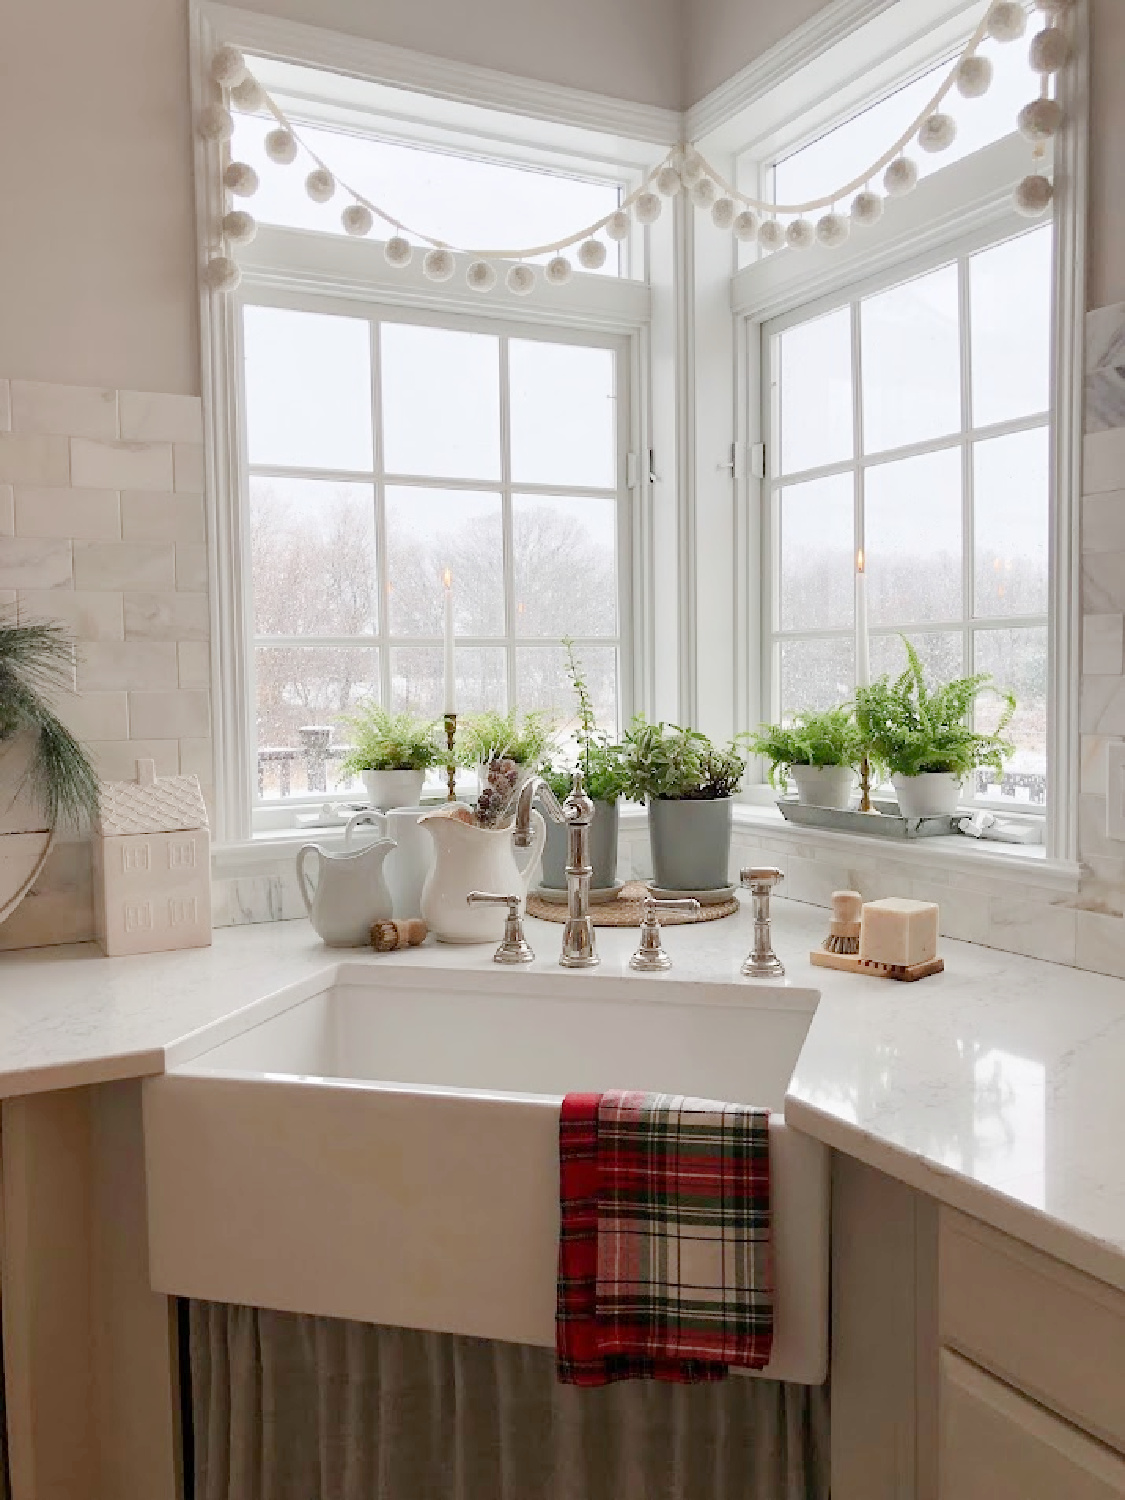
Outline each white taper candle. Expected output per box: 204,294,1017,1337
442,568,456,714
855,550,870,690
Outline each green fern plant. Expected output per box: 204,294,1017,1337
855,639,1016,782
455,708,555,770
338,704,442,775
0,609,99,828
747,706,865,790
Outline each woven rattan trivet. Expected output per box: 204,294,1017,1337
527,880,738,927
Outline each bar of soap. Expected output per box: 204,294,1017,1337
859,898,939,968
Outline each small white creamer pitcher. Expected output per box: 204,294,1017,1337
419,809,546,944
345,805,432,920
296,837,395,947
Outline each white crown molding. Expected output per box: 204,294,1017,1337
197,0,681,147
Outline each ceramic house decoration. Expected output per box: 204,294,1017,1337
93,759,211,957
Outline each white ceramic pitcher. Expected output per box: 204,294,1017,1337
296,837,395,946
419,809,546,944
345,805,432,920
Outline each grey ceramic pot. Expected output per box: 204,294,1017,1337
647,795,733,892
539,798,620,891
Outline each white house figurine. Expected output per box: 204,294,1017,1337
94,758,211,957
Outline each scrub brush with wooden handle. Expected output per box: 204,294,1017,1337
823,890,862,955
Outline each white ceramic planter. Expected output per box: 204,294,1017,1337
361,768,426,811
892,772,962,819
789,764,856,810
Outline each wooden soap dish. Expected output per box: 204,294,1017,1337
809,949,944,982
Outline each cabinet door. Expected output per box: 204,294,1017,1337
940,1350,1125,1500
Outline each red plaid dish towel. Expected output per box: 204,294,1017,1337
556,1090,772,1385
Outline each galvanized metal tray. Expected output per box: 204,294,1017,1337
777,798,959,839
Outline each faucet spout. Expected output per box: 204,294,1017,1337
513,775,564,847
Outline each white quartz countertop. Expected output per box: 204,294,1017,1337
2,899,1125,1293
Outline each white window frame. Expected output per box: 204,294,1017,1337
190,1,677,844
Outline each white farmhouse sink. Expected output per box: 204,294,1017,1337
143,963,829,1383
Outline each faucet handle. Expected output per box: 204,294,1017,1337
629,895,701,973
740,866,784,893
466,892,535,965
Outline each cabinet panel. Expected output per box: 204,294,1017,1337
940,1351,1125,1500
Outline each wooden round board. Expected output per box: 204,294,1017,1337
527,879,739,928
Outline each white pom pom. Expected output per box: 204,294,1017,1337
201,255,241,292
341,204,373,237
757,220,785,253
466,260,496,293
1029,26,1070,73
264,128,297,165
987,1,1027,41
851,190,884,226
223,161,259,197
423,247,455,282
884,156,919,196
198,104,234,142
956,55,993,98
733,210,758,242
305,168,335,203
919,112,957,153
786,219,814,250
384,236,412,268
229,76,265,113
210,45,248,87
689,177,717,209
656,166,682,197
1018,97,1064,141
507,264,536,296
545,255,573,285
222,209,257,245
816,212,850,247
635,191,662,224
679,151,704,187
711,197,736,230
578,238,607,270
605,210,631,241
1014,173,1054,217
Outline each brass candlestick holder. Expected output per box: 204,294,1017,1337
858,754,878,815
444,712,457,801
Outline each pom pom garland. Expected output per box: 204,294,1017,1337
264,128,298,164
223,161,259,197
1029,26,1070,73
578,238,607,270
655,166,682,197
202,255,241,292
341,203,373,237
757,220,785,252
198,104,234,142
956,55,993,97
507,264,536,296
690,176,717,208
305,168,335,203
229,76,266,113
816,212,850,247
384,236,412,268
635,192,662,224
987,1,1027,41
221,210,257,244
605,210,631,241
466,260,496,293
851,189,884,225
678,151,704,187
884,156,919,196
1018,97,1064,141
545,255,573,285
786,218,814,250
1014,173,1054,216
423,247,455,281
210,45,248,87
711,197,736,231
918,112,957,152
733,210,759,242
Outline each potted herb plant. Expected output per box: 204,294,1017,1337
747,706,864,810
339,704,442,809
620,717,747,893
540,641,627,892
455,708,555,805
855,640,1016,819
1,612,99,923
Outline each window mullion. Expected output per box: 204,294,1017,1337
499,335,517,711
959,254,975,689
850,297,865,688
371,317,392,709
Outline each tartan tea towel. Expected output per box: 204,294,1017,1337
556,1091,773,1385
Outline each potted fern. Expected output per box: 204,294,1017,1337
1,611,99,923
540,641,627,892
455,708,555,809
855,640,1016,819
747,706,864,810
339,704,442,809
620,718,747,893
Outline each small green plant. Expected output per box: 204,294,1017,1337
0,610,99,828
338,704,442,775
542,640,628,805
855,639,1016,782
619,717,748,802
455,708,555,770
747,706,865,790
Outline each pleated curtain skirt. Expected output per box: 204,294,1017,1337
188,1302,830,1500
